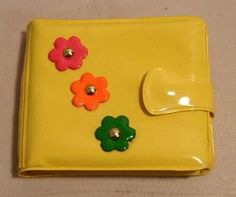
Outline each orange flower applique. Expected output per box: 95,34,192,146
71,73,110,111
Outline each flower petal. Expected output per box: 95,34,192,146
94,77,110,102
115,140,129,151
116,115,129,126
95,127,104,140
77,45,88,58
48,49,59,62
125,127,136,141
54,37,67,48
80,73,95,84
101,116,115,127
101,140,115,152
68,36,81,45
98,90,110,102
70,80,84,94
95,77,108,89
83,97,100,111
55,59,70,71
72,95,84,107
67,58,82,70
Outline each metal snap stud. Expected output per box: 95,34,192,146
109,128,121,140
63,48,74,58
85,85,96,95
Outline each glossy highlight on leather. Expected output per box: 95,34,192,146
143,68,214,116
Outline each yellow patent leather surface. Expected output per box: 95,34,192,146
143,68,214,115
18,17,214,177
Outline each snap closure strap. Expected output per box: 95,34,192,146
142,68,214,116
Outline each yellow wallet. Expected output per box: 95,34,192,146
18,17,215,177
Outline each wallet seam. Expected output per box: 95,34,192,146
18,23,33,169
27,16,207,27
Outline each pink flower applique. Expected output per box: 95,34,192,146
48,36,88,71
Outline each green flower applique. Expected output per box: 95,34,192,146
95,115,136,152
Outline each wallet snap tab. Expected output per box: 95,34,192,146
142,68,214,116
